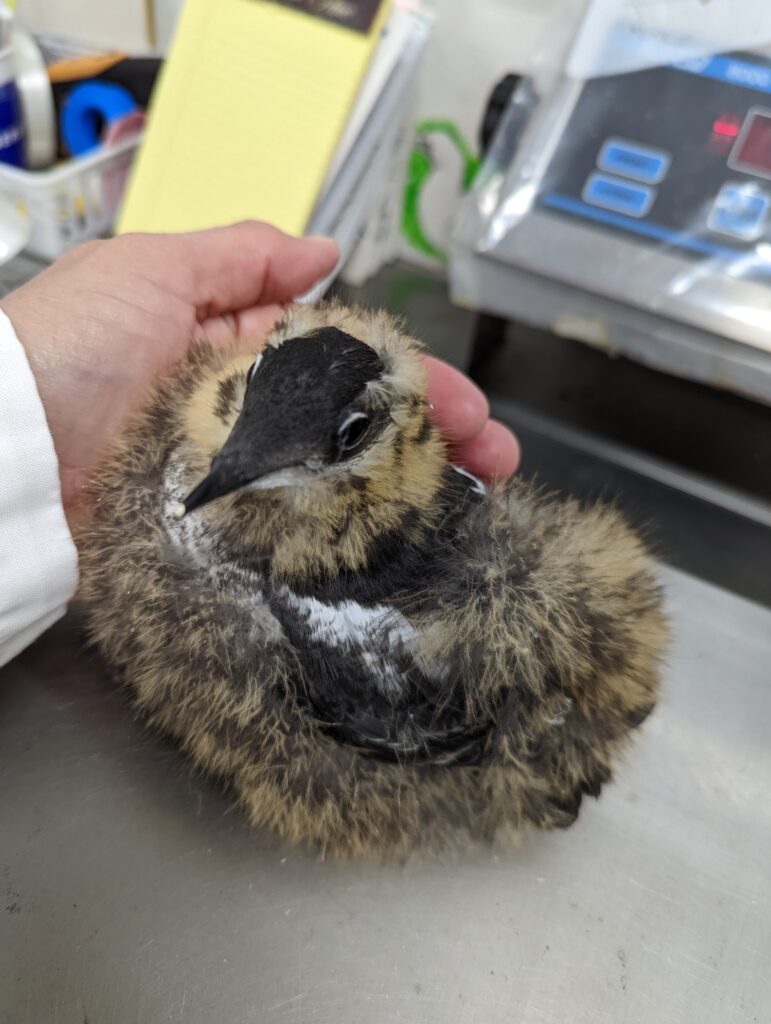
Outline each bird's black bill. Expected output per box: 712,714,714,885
180,461,246,516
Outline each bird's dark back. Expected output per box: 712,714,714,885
266,467,494,767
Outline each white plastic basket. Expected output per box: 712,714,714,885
0,134,140,261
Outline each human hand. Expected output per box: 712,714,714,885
424,356,520,486
0,221,519,531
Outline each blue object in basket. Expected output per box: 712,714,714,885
61,81,137,157
0,43,24,167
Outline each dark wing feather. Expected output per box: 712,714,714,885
319,713,494,767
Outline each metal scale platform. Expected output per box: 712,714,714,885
1,564,769,1022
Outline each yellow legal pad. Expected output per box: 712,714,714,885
118,0,389,236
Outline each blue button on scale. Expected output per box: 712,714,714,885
708,182,769,240
598,138,671,185
582,173,655,219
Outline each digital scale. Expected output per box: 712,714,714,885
452,48,771,404
538,52,771,280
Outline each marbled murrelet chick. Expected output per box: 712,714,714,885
79,302,668,857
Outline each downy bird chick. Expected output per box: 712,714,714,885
79,302,668,857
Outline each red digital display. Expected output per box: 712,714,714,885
731,109,771,178
713,117,740,138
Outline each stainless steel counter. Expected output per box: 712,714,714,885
1,566,770,1023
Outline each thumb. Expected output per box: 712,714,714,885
177,221,339,319
199,302,286,349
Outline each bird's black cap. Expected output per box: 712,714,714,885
181,328,386,515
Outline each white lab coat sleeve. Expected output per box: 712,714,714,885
0,309,78,667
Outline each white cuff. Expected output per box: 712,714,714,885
0,309,79,667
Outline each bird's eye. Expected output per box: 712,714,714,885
336,412,371,458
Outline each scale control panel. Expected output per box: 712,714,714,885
538,52,771,277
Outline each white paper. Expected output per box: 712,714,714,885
320,7,415,198
17,0,151,54
568,0,771,79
